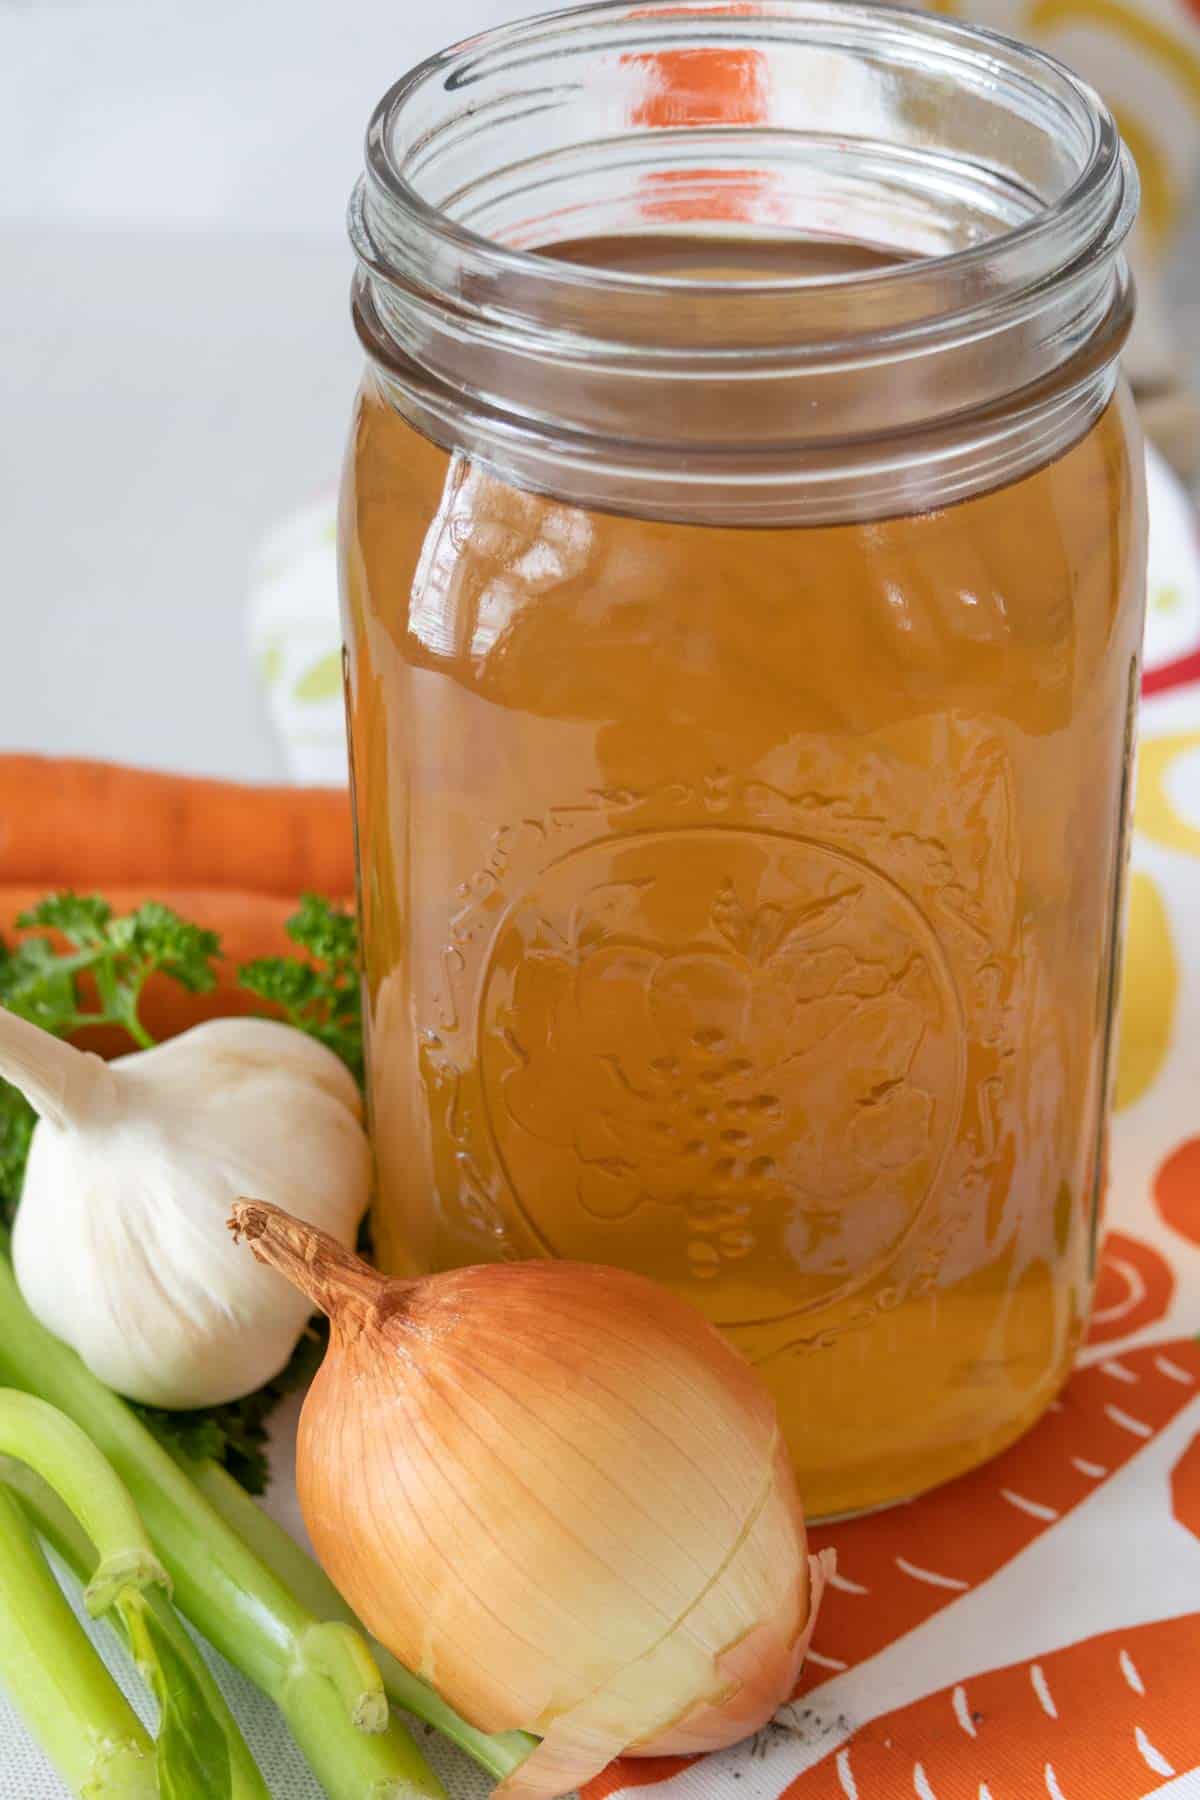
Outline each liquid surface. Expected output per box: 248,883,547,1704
543,230,910,279
342,234,1145,1519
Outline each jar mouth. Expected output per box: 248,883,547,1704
347,0,1138,523
352,0,1134,345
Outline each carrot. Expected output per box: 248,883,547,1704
0,883,353,1055
795,1335,1200,1691
783,1614,1200,1798
0,757,353,899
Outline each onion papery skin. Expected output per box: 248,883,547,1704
290,1254,818,1799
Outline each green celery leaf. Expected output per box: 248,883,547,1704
124,1591,233,1800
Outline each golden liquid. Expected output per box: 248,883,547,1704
341,234,1146,1519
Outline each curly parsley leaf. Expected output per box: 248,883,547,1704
0,931,81,1038
7,894,219,1048
239,894,362,1082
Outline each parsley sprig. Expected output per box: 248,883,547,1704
1,895,220,1046
0,892,362,1492
239,893,362,1082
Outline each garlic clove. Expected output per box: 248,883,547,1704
117,1017,362,1111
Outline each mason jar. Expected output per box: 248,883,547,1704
339,0,1146,1519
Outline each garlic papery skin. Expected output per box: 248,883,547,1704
7,1013,369,1409
230,1200,828,1800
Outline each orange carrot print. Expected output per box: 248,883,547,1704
798,1338,1200,1686
1087,1229,1175,1343
621,3,771,225
783,1615,1200,1798
634,168,780,225
626,47,766,128
586,1337,1200,1800
1172,1432,1200,1540
584,1755,696,1800
1155,1136,1200,1245
624,0,767,129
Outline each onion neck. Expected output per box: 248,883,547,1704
229,1199,399,1332
0,1007,118,1133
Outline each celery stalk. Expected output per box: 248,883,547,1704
2,1456,269,1800
0,1391,259,1797
0,1253,446,1800
0,1480,156,1797
0,1391,168,1614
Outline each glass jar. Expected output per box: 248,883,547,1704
340,0,1146,1520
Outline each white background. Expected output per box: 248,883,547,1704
0,0,534,782
1,0,1198,783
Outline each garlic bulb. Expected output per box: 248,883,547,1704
230,1200,831,1799
5,1013,369,1408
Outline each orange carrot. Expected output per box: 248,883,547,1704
0,756,353,899
0,883,353,1053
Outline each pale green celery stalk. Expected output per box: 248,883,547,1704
0,1485,157,1796
0,1391,258,1798
188,1455,539,1783
0,1468,156,1795
0,1254,446,1800
3,1456,268,1800
0,1391,168,1614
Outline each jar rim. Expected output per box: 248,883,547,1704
347,0,1138,524
355,0,1135,340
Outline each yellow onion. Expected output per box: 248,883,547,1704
230,1200,830,1799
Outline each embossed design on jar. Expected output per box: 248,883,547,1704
477,828,966,1325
